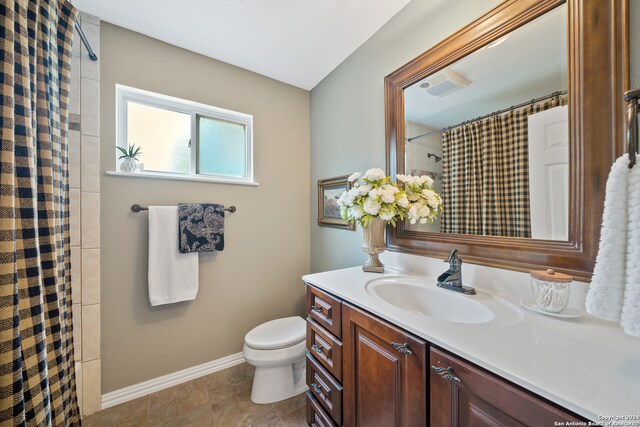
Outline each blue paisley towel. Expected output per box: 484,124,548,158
178,203,225,253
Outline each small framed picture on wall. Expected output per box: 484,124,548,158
317,175,355,230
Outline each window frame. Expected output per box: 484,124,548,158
115,84,254,184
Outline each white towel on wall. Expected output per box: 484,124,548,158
622,161,640,336
586,156,629,320
148,206,198,306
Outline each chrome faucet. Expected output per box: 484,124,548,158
437,249,476,295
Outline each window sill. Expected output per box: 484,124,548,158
105,171,259,186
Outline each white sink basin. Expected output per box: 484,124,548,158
365,277,495,324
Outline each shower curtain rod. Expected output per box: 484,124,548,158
406,90,567,143
75,22,98,61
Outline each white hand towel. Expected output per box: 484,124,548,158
622,159,640,336
148,206,198,306
586,156,629,320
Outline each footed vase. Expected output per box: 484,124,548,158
361,216,387,273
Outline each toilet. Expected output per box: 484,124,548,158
242,316,308,404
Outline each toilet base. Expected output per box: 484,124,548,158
250,357,308,404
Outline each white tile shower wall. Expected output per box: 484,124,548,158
80,22,100,81
69,131,81,188
69,189,81,247
70,247,81,301
69,11,101,417
75,362,83,413
81,136,100,192
405,120,443,232
73,303,82,361
83,359,102,416
405,121,443,176
82,303,101,362
81,249,100,305
81,192,100,248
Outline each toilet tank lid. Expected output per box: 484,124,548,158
245,316,306,350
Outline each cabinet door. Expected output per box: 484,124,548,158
342,303,427,427
430,347,586,426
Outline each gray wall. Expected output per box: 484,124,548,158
310,0,640,273
100,23,310,392
309,0,501,272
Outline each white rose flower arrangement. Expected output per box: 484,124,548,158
396,174,443,224
337,168,442,227
337,168,406,227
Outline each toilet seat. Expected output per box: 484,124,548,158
244,316,306,350
242,339,307,366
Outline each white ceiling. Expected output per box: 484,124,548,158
405,4,567,129
72,0,412,90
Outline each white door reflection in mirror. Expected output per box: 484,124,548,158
527,105,569,240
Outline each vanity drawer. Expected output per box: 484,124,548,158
306,354,343,425
306,391,338,427
306,284,342,339
307,318,343,381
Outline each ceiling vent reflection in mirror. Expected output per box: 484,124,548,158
419,68,470,97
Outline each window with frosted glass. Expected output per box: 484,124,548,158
197,115,246,177
117,85,253,183
126,102,191,174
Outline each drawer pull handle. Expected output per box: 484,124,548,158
311,344,324,355
310,306,322,313
391,342,412,354
311,382,322,394
431,365,461,383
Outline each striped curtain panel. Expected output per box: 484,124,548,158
0,1,81,425
441,95,567,237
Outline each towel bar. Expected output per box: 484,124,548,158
625,88,639,169
131,204,237,213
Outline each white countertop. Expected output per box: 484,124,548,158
302,266,640,422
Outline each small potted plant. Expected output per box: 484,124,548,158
117,144,142,173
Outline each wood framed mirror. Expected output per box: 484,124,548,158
385,0,628,281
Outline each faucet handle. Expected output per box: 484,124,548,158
444,249,462,266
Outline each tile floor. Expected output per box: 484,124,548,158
83,363,307,426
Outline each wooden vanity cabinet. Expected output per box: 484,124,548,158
305,284,586,427
429,347,585,426
342,303,427,427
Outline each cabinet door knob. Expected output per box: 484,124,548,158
311,383,322,394
431,365,461,383
311,344,324,355
310,306,322,313
391,342,412,354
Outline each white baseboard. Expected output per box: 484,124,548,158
101,352,245,409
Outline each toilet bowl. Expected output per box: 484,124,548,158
242,316,308,404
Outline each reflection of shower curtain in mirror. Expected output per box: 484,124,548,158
441,96,567,237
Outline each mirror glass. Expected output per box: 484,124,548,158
404,4,568,240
